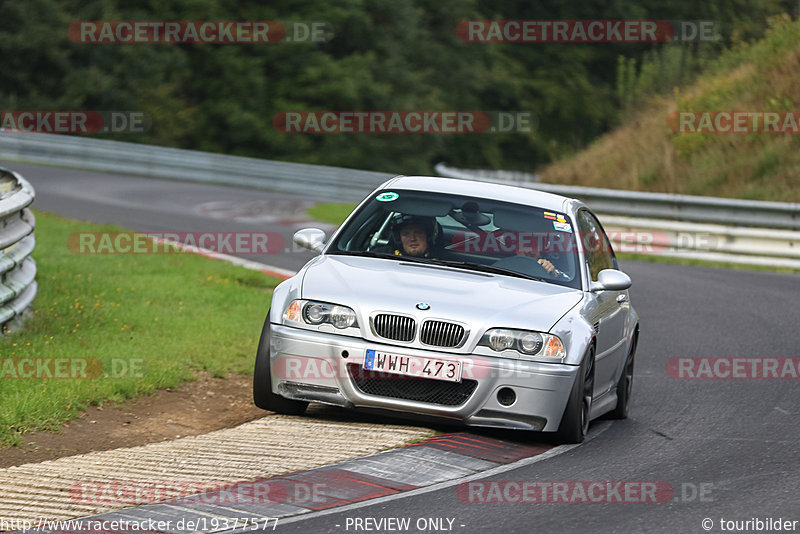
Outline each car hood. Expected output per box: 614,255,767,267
301,255,583,333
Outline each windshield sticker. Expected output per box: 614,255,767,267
553,221,573,233
556,215,567,223
376,192,399,202
543,211,556,220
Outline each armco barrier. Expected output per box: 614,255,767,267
0,167,37,333
435,163,800,231
0,130,392,202
1,131,798,268
599,215,800,269
435,163,800,268
1,131,796,229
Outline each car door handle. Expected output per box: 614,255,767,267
616,294,628,304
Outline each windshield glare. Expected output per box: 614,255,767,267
330,190,582,289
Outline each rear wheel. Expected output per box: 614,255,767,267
253,314,308,415
608,332,637,420
554,345,595,444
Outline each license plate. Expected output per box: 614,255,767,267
363,349,462,382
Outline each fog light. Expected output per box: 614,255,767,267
497,387,516,407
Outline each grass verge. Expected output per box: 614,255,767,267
540,18,800,201
0,211,281,446
307,203,357,226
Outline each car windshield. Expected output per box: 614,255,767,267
328,189,582,289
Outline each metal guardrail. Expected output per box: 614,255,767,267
435,163,800,231
599,215,800,269
0,131,797,269
435,163,800,268
0,167,37,334
0,131,393,202
2,131,797,229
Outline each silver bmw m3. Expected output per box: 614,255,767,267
254,176,639,443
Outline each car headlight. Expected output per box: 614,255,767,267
479,328,565,359
284,300,359,330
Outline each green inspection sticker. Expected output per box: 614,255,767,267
376,192,399,202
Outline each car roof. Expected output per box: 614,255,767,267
379,175,578,213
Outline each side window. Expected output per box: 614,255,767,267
578,211,615,282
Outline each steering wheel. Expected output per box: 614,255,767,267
493,254,552,276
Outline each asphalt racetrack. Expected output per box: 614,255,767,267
8,161,800,533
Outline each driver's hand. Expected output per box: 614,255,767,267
537,258,556,273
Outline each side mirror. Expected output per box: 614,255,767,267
591,269,632,291
293,228,327,253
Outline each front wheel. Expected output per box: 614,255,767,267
554,345,595,444
608,332,637,420
253,314,308,415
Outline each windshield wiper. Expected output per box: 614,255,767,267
434,260,546,282
329,250,438,265
331,251,545,281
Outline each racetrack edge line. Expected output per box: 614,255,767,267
220,421,613,532
149,236,294,279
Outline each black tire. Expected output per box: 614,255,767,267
253,314,308,415
608,332,637,420
554,345,595,444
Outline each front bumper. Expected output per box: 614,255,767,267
268,323,579,432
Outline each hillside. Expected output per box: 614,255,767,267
539,17,800,202
2,1,790,175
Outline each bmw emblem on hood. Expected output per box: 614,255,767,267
416,303,431,310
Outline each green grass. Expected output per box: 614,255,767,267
541,18,800,202
307,203,357,225
0,211,281,446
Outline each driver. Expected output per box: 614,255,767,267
535,256,562,276
391,215,437,258
520,243,570,280
503,230,570,279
